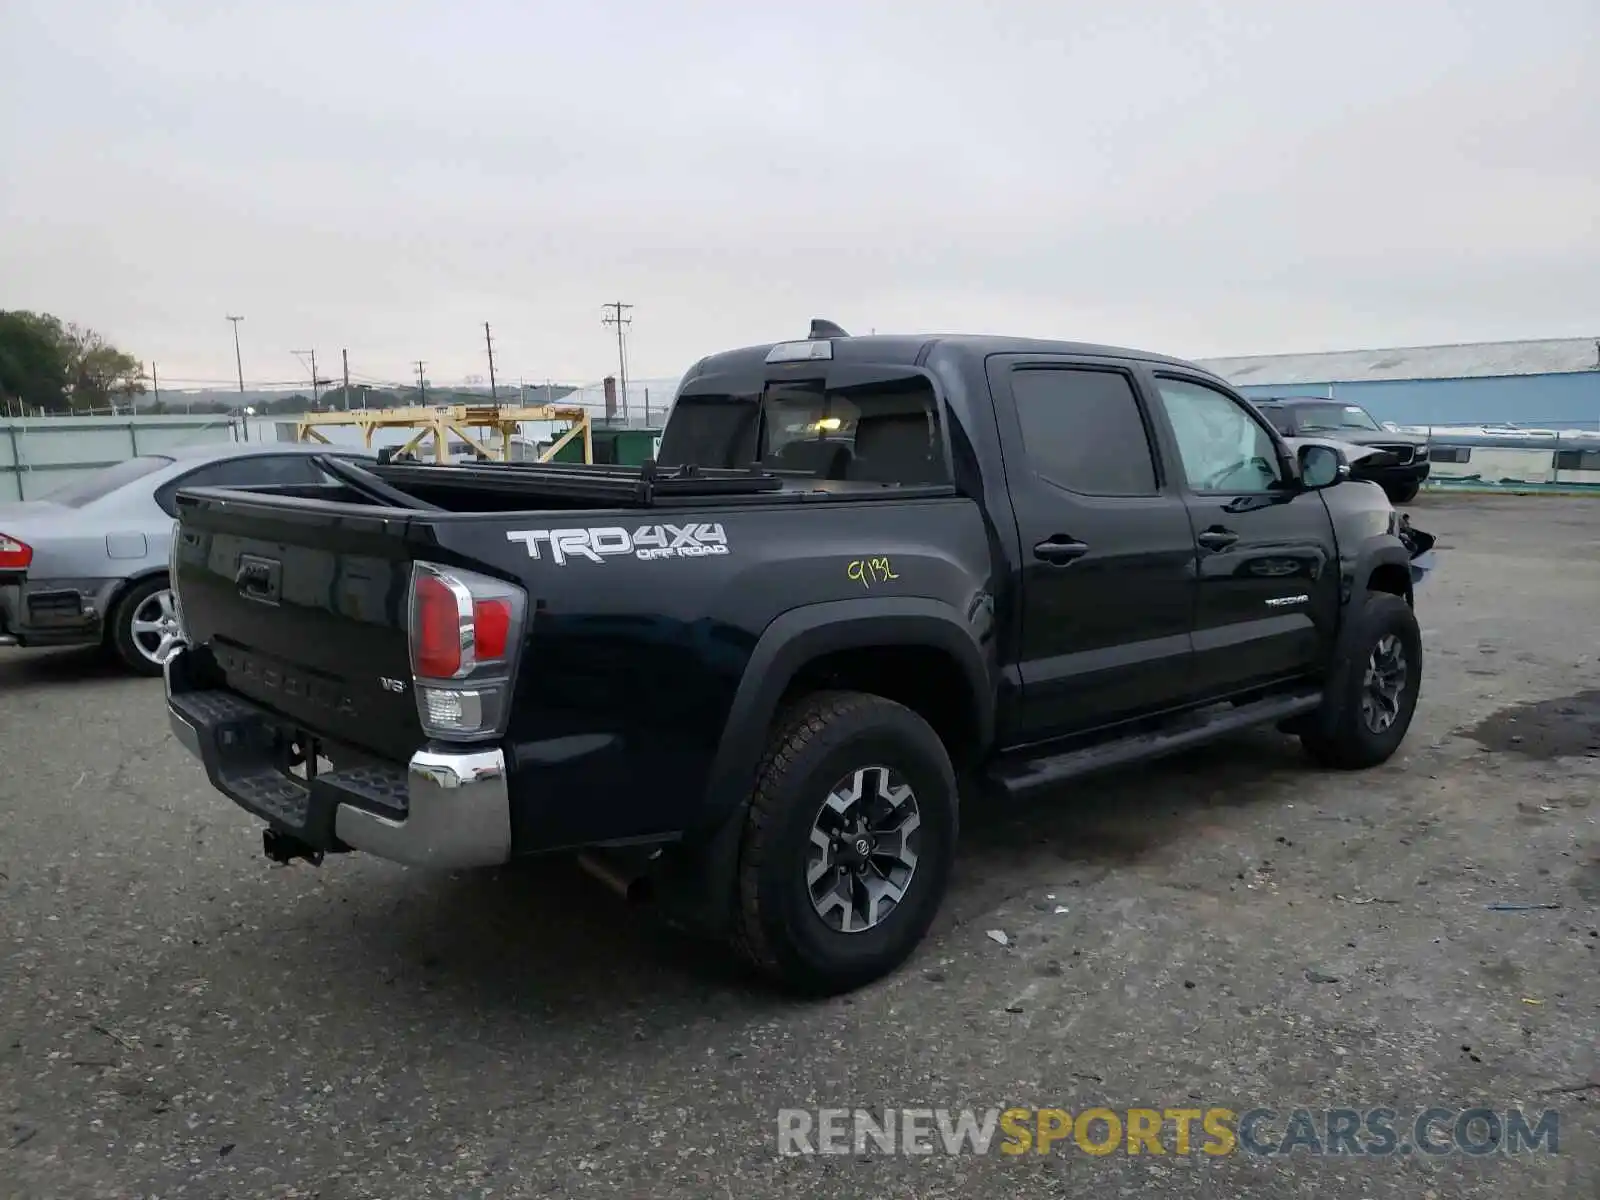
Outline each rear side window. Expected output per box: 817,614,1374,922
41,455,174,508
1010,368,1158,495
155,454,340,516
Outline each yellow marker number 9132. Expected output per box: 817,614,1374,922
847,557,900,588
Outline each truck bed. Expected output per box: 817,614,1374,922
169,457,987,853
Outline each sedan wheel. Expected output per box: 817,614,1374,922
130,588,183,667
110,576,183,676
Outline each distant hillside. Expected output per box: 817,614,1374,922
136,383,577,415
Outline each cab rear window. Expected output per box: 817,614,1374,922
657,377,948,486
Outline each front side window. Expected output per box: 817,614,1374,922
1155,378,1283,493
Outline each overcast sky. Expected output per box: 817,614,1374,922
2,0,1596,391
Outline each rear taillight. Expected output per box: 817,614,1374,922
408,562,527,742
0,533,32,571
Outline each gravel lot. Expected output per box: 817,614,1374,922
2,492,1597,1199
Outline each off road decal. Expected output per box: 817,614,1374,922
505,523,729,566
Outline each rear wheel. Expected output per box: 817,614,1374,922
109,575,181,676
731,691,958,995
1301,594,1422,769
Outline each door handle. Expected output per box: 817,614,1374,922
1196,527,1239,551
1033,537,1090,564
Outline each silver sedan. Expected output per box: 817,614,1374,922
0,441,373,675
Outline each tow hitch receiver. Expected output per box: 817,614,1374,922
263,827,325,867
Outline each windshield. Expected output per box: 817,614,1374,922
1257,407,1293,435
1294,403,1381,433
41,455,174,507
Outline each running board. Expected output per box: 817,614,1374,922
987,690,1322,798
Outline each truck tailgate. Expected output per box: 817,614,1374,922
173,490,423,762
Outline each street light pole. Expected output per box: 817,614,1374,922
226,315,245,393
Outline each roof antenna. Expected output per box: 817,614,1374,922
809,319,849,339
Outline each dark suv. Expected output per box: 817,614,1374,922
1253,398,1430,503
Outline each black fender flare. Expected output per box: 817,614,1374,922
1344,535,1413,608
654,597,993,939
1312,537,1417,739
696,596,995,836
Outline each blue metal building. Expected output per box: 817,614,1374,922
1196,337,1600,431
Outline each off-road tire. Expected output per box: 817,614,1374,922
1301,593,1422,769
730,690,958,995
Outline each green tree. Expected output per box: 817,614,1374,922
0,310,69,414
61,322,145,411
0,311,145,415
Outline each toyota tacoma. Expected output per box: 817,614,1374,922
164,323,1434,994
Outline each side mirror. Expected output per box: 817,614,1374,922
1298,442,1349,489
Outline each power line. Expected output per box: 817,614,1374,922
601,301,633,421
414,360,427,404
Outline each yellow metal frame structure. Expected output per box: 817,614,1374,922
293,404,593,464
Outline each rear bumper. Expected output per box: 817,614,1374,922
0,576,118,647
165,645,511,869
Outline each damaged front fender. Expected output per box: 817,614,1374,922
1397,513,1437,588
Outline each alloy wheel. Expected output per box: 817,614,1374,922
1360,633,1408,734
805,765,922,933
129,588,183,666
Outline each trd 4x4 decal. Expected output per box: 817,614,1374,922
505,523,729,566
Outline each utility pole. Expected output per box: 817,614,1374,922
226,315,245,394
415,360,427,404
601,301,633,422
483,322,499,400
150,361,160,410
291,349,323,407
342,348,350,410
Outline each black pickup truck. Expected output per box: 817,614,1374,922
165,323,1433,994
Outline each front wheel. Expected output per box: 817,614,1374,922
1384,481,1420,504
731,691,958,995
1301,594,1422,769
109,575,182,676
